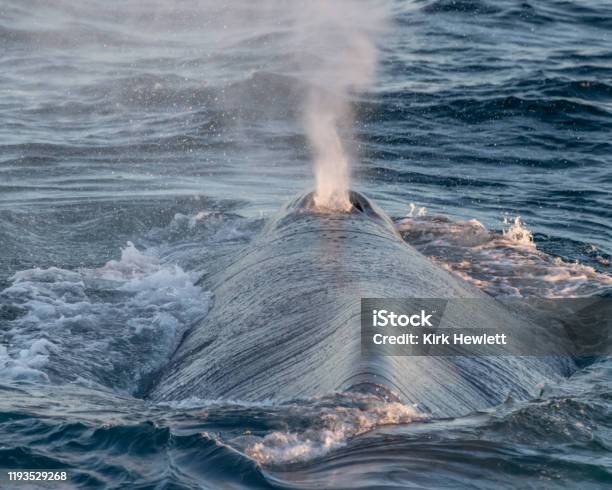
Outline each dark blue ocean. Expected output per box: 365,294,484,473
1,0,611,488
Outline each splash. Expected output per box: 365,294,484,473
407,202,428,217
502,216,534,247
0,242,210,389
245,397,422,464
159,393,425,466
397,213,612,298
184,392,426,465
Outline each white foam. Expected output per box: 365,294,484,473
0,242,211,389
397,214,611,297
0,340,53,382
157,393,425,465
98,241,162,280
406,202,427,218
502,216,534,248
240,394,425,465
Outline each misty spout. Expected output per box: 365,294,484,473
297,0,388,212
306,92,352,212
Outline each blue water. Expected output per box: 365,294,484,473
1,0,611,488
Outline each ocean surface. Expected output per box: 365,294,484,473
1,0,611,488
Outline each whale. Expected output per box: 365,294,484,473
149,191,574,417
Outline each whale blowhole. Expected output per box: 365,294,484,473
282,190,398,234
290,190,379,216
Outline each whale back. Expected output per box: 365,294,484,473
150,192,571,416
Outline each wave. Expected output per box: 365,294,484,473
362,166,506,188
396,211,612,297
418,0,612,29
0,242,210,391
512,78,612,101
31,71,306,119
161,392,425,466
374,93,612,128
2,362,611,489
421,0,501,15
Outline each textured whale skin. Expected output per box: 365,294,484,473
149,191,571,416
